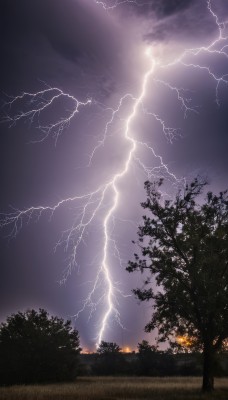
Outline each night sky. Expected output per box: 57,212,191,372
1,0,228,351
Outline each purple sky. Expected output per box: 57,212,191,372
1,0,228,351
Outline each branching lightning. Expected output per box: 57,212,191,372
2,87,92,144
165,0,228,106
1,0,228,346
94,0,150,10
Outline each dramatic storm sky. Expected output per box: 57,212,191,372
1,0,228,351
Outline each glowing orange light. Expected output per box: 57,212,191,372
81,349,92,354
176,335,193,348
122,346,131,353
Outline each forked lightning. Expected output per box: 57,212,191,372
1,0,228,346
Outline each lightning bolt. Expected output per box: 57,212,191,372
1,0,228,347
94,0,150,11
1,53,178,345
164,0,228,106
2,86,92,144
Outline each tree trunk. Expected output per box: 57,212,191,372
202,343,215,392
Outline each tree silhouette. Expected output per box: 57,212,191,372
128,178,228,391
97,341,121,354
137,340,159,375
93,341,126,375
0,308,81,385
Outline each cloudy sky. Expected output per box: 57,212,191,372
1,0,228,351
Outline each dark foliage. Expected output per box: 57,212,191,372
79,348,228,377
0,309,81,385
128,178,228,391
137,340,174,376
92,341,129,375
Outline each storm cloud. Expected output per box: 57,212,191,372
0,0,228,351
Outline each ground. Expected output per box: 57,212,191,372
0,377,228,399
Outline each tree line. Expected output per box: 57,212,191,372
81,340,228,378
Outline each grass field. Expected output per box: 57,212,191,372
0,377,228,400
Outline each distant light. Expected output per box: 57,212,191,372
122,346,131,353
176,335,193,348
81,349,92,354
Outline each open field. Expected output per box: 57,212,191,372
0,377,228,400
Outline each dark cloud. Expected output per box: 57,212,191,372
118,0,193,17
0,0,123,98
0,0,118,62
155,0,193,15
143,1,215,44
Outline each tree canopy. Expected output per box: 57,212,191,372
0,308,81,385
127,178,228,391
97,341,121,354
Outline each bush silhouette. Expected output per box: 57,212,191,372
0,309,81,385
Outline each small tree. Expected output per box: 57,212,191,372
137,340,176,376
97,341,121,354
93,341,125,375
137,340,159,375
0,308,81,385
127,178,228,391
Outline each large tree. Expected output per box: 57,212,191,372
127,178,228,391
0,308,81,385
